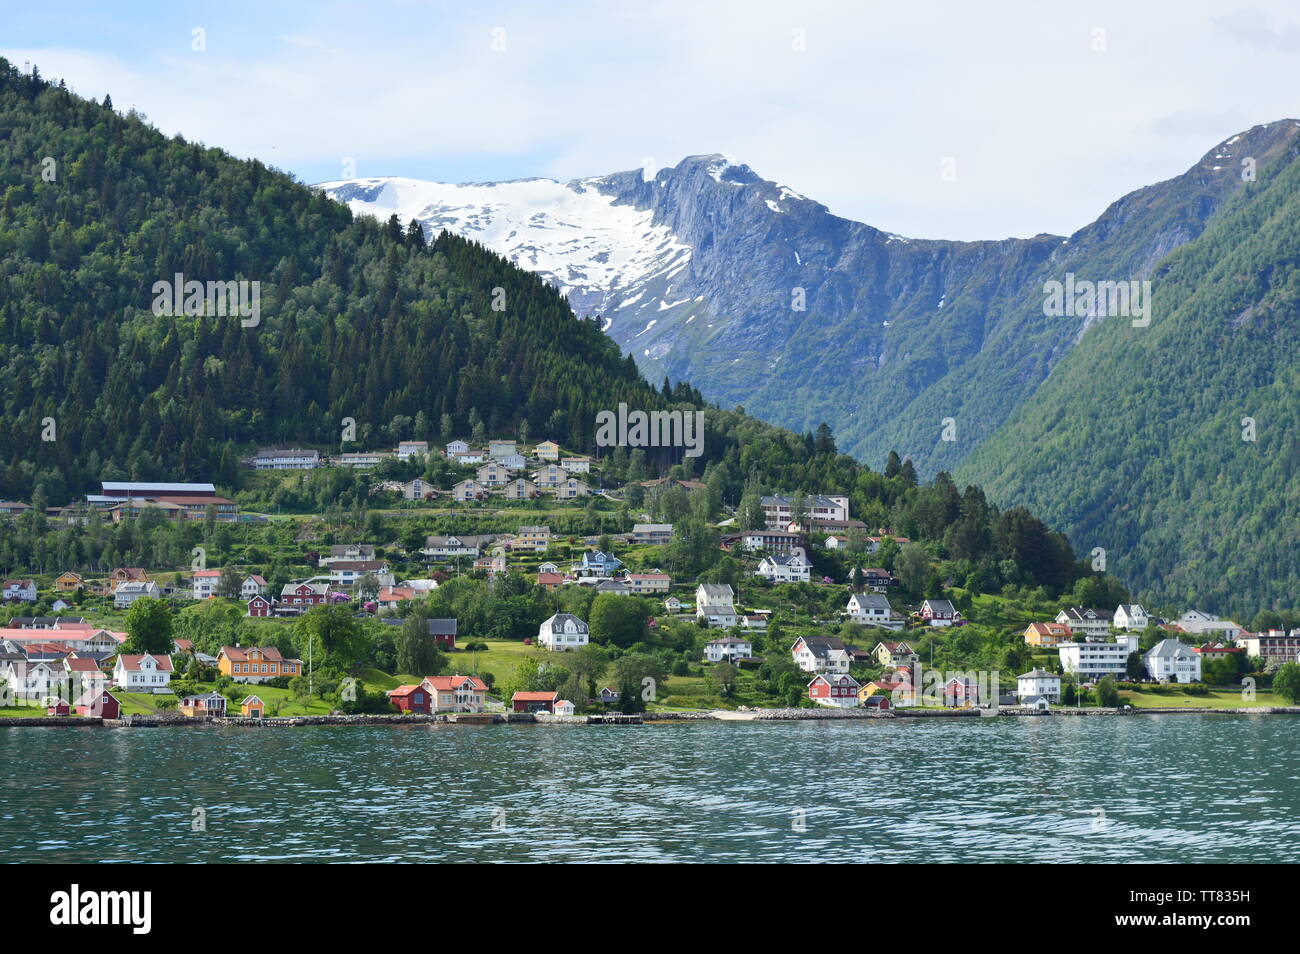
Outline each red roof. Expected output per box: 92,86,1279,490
387,684,424,698
63,656,101,672
537,572,565,585
511,691,558,702
220,645,285,662
424,675,488,692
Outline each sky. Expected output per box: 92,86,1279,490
4,0,1300,240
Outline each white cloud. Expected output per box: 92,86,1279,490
6,0,1300,239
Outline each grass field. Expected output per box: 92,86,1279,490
1119,687,1291,709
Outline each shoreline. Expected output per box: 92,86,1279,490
3,705,1298,728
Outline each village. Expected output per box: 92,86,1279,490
2,437,1298,723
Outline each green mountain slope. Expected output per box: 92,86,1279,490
0,57,1120,612
960,128,1300,617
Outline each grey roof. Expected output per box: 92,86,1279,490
1018,668,1060,680
384,618,458,636
851,594,892,610
697,583,735,600
1064,606,1114,621
762,494,843,508
424,534,495,548
924,598,957,615
797,635,848,658
543,612,589,632
101,482,216,493
1146,638,1194,658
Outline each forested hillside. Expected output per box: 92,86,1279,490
0,57,1130,605
961,130,1300,616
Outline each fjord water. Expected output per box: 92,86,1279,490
3,716,1296,863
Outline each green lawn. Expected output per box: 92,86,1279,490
1119,687,1292,709
454,639,548,686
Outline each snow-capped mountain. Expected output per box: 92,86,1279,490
318,127,1296,474
320,154,827,364
320,169,697,333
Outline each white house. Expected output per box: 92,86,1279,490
445,440,469,458
240,575,268,599
1113,604,1149,632
396,440,429,460
1176,611,1243,641
760,494,849,529
191,569,221,600
560,456,592,473
0,658,61,701
695,583,737,628
1,579,38,603
704,636,753,663
755,552,811,584
537,613,590,652
114,580,160,609
846,593,899,629
552,699,576,716
791,635,852,674
1016,668,1061,703
113,653,174,693
1058,633,1139,680
1056,607,1114,638
1145,639,1201,684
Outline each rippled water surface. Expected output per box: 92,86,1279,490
3,716,1297,862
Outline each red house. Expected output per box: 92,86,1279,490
943,676,980,708
512,690,558,713
388,684,432,714
45,698,71,715
74,688,121,719
246,594,273,618
279,582,329,608
807,673,860,708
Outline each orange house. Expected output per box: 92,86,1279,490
55,572,85,592
240,695,266,717
217,646,304,683
1024,622,1070,648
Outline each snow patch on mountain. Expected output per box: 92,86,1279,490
318,174,692,323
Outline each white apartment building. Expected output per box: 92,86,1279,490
1058,633,1139,680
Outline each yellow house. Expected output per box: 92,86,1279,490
55,572,84,592
1024,622,1071,647
241,695,265,717
534,440,560,461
